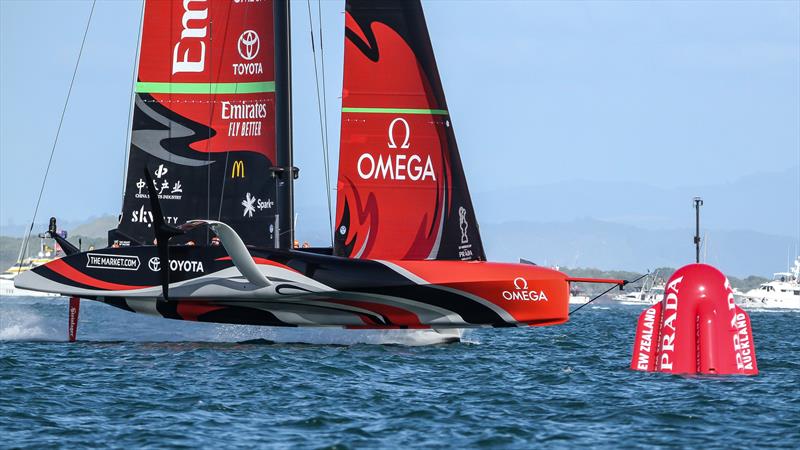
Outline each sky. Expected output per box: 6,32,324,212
1,1,798,244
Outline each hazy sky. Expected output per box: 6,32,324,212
1,1,798,236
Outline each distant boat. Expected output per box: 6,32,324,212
0,236,61,298
568,285,591,304
612,271,665,306
736,257,800,309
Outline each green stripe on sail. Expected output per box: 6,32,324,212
135,81,275,94
342,107,449,115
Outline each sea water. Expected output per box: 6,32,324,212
1,297,798,448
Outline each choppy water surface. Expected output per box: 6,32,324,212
1,297,798,448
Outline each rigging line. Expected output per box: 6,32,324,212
317,0,334,245
16,0,96,270
215,0,238,224
568,272,650,316
306,0,333,244
120,0,145,207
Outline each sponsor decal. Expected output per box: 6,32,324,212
223,101,266,137
68,301,78,341
134,165,183,200
457,206,473,260
222,101,268,120
387,118,410,149
726,280,754,370
357,117,435,182
130,206,178,228
154,164,168,179
502,277,548,302
233,30,263,75
658,276,683,371
148,257,204,273
242,192,272,218
231,160,245,178
339,225,347,235
242,193,256,217
172,0,208,75
86,253,141,271
258,198,274,210
458,207,469,244
237,30,260,60
732,312,755,370
635,306,658,370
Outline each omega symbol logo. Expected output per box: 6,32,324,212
513,277,528,290
387,117,410,149
237,30,260,61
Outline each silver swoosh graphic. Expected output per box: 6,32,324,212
131,95,214,167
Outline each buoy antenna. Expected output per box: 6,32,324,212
693,197,703,263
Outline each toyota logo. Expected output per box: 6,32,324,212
148,257,161,272
237,30,260,61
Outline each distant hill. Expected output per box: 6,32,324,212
473,166,799,238
0,214,114,269
559,266,767,295
0,215,116,238
71,215,117,239
481,219,795,278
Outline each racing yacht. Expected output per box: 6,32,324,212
15,0,622,338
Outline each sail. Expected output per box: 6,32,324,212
115,0,278,247
334,0,485,261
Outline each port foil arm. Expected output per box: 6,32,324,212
182,220,271,288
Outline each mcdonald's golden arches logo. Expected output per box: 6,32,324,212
231,160,245,178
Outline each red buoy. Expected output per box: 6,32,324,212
631,264,757,375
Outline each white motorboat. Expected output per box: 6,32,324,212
568,288,591,305
737,257,800,309
613,271,666,306
0,237,61,298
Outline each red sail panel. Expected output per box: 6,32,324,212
137,0,275,157
117,0,278,247
334,0,485,261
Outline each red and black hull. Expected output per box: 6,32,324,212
15,246,569,329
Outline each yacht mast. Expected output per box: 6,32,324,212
274,0,295,249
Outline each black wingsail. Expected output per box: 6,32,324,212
112,0,286,247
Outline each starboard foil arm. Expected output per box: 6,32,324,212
181,220,271,288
